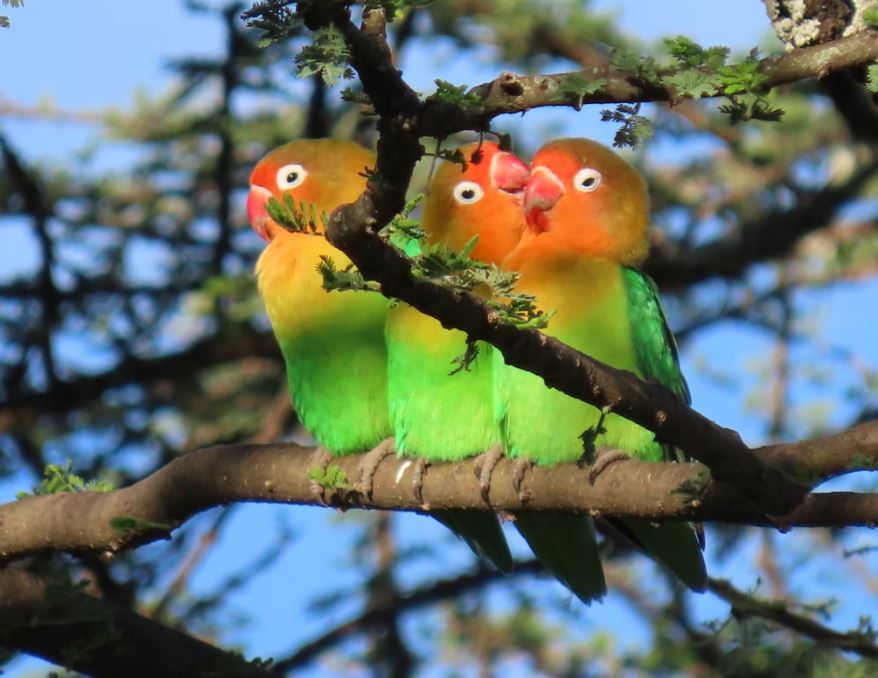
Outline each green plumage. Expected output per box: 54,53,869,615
496,256,706,594
277,290,391,454
386,305,512,572
387,310,497,459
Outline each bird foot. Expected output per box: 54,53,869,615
356,438,395,501
587,447,629,485
309,447,335,505
411,457,431,509
511,458,534,503
473,443,504,505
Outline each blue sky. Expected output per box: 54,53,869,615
3,1,877,676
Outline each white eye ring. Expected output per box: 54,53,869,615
276,164,307,190
452,180,484,205
573,167,602,192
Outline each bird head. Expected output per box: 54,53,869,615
247,139,374,242
422,141,529,264
523,138,649,265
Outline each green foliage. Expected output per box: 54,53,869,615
318,255,382,293
600,102,654,148
716,52,784,122
17,461,113,498
487,290,551,330
867,62,878,94
308,464,349,490
409,236,550,330
296,26,354,86
241,0,300,47
109,516,173,533
552,73,609,110
378,192,426,245
427,79,482,109
413,235,482,282
864,7,878,28
265,195,327,234
340,86,373,105
664,34,728,70
377,0,436,21
664,69,720,99
611,46,660,83
660,36,783,121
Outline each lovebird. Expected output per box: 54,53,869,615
496,138,707,601
385,141,529,572
247,138,391,453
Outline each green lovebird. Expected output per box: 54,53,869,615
495,137,707,602
385,142,530,572
247,138,391,454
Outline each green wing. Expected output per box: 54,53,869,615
620,267,707,593
622,267,690,462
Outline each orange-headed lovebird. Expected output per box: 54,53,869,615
385,142,529,571
248,139,390,453
496,138,707,597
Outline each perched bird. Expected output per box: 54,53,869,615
496,137,707,601
385,141,530,572
247,138,391,453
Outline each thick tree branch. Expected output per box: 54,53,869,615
0,566,280,677
1,421,877,564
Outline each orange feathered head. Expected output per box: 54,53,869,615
422,141,529,265
247,139,375,241
523,138,649,265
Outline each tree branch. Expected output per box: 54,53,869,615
415,25,878,135
708,577,878,658
0,566,280,677
1,421,877,565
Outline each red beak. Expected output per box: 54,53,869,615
491,151,530,193
247,185,274,242
524,166,564,232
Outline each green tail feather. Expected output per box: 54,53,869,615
514,512,607,604
619,518,707,592
432,509,513,573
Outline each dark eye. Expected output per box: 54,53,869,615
573,167,601,192
452,180,484,204
276,163,307,190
